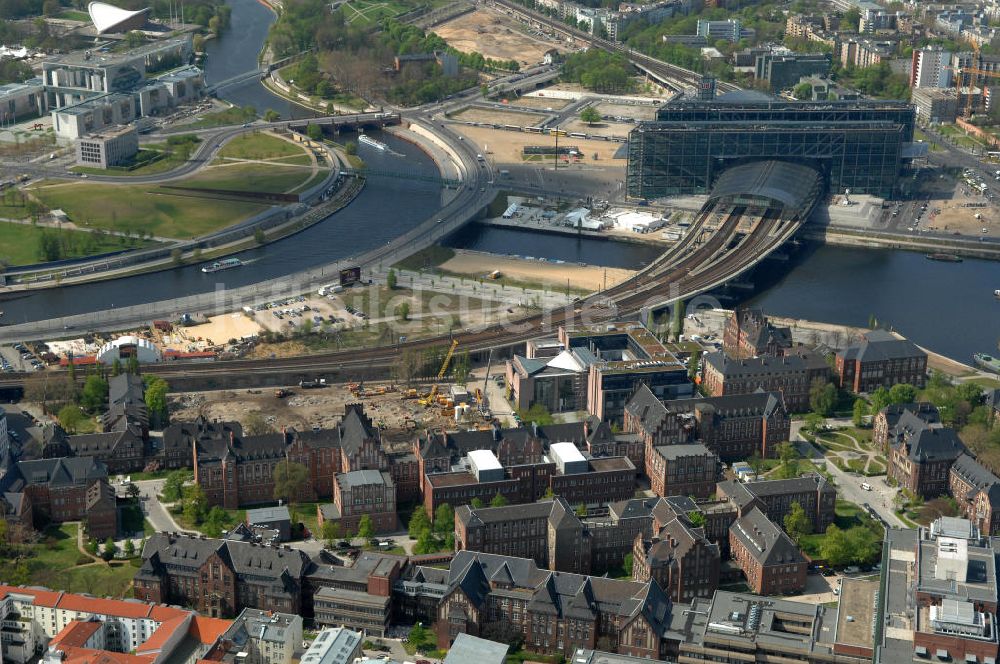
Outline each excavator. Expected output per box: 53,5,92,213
419,338,459,407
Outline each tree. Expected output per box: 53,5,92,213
111,358,122,377
387,269,397,290
254,228,266,245
869,386,891,414
345,141,358,156
575,503,587,517
809,378,838,416
687,510,706,527
356,515,374,541
81,374,109,413
843,7,861,31
144,377,169,429
776,441,800,479
516,403,554,426
623,552,634,577
123,539,135,557
86,539,99,556
243,410,274,436
183,485,208,524
888,383,917,405
126,483,140,500
273,461,309,506
793,82,813,100
470,497,484,508
102,537,117,561
306,123,323,140
580,106,602,125
490,492,509,507
322,521,341,547
852,399,868,427
434,503,454,536
748,451,766,478
820,524,852,566
397,301,410,321
413,528,436,554
263,109,280,122
408,508,432,539
783,501,812,542
688,350,702,381
57,404,85,433
162,470,190,502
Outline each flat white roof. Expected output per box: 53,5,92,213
549,442,586,464
468,449,502,471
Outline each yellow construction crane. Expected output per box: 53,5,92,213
419,338,459,406
949,41,1000,117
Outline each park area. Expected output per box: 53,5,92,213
813,426,887,476
27,133,324,241
433,8,570,65
339,0,415,26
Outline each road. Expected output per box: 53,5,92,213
791,419,906,529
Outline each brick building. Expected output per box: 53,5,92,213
835,330,927,393
432,550,676,659
632,515,720,603
134,532,311,618
729,507,807,595
949,454,1000,535
310,550,405,636
454,496,658,576
194,405,386,509
645,443,719,499
886,413,966,498
326,469,398,535
873,402,941,451
722,309,792,359
625,384,790,462
0,456,117,539
700,350,829,412
716,475,836,533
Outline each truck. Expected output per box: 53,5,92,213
476,153,485,162
318,284,344,296
299,379,327,389
274,388,291,398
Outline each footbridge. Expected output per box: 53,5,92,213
286,113,402,133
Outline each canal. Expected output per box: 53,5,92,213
0,0,442,323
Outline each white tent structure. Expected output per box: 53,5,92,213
96,335,162,364
88,1,150,34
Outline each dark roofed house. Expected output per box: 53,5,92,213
949,454,1000,535
873,402,940,451
646,443,719,498
723,309,793,359
729,507,806,595
7,456,115,537
434,550,676,659
701,349,829,412
716,474,836,532
632,515,720,603
624,384,790,462
835,330,927,393
886,411,966,498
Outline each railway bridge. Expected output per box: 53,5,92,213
0,160,822,393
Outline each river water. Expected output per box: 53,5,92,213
446,224,1000,364
0,0,442,323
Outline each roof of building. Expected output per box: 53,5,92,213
245,505,291,524
837,330,926,363
51,620,104,649
951,455,1000,508
653,443,716,461
443,633,510,664
456,501,554,529
730,507,806,566
890,415,966,463
571,649,661,664
221,608,300,650
708,160,823,218
300,626,362,664
704,350,827,376
625,384,786,437
87,1,150,34
645,516,717,567
14,456,108,488
108,372,145,406
337,469,391,489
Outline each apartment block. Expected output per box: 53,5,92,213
701,350,829,412
835,330,927,393
645,443,719,499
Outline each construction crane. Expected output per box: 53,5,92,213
419,338,459,406
479,348,493,414
949,41,1000,117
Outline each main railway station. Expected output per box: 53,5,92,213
626,91,917,204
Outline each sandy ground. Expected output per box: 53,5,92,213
433,8,570,65
250,295,347,336
559,118,631,139
593,102,660,121
452,106,546,126
922,179,999,236
169,380,493,442
455,125,626,163
509,96,572,111
440,249,635,291
183,313,262,346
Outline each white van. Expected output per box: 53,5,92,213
860,482,872,491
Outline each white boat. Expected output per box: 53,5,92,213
358,134,387,151
201,257,243,274
995,289,1000,297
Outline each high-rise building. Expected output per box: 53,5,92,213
912,46,953,89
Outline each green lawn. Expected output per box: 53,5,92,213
183,107,258,129
57,9,90,20
182,163,323,195
71,147,192,178
289,169,333,194
30,181,269,240
967,377,1000,390
0,220,155,266
218,133,305,160
0,201,33,219
0,523,136,597
393,245,457,271
339,0,413,27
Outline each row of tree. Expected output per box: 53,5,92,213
560,49,632,93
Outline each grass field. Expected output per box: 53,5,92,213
0,523,138,597
0,201,32,219
181,163,324,195
30,181,268,240
0,221,154,266
71,147,191,177
57,9,90,20
340,0,412,26
217,133,304,160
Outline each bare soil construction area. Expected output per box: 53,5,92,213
593,101,660,121
433,9,569,65
440,249,635,292
451,106,545,126
453,124,626,164
509,96,572,111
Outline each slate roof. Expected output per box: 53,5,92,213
888,413,966,463
456,501,554,529
624,384,786,437
837,330,925,363
108,373,145,406
654,443,715,461
646,517,716,567
951,454,1000,508
703,350,828,376
67,426,144,457
337,469,391,489
730,507,805,566
445,550,672,633
16,457,108,487
879,402,940,431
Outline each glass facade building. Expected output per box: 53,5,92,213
627,93,916,200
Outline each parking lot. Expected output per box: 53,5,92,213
0,342,44,373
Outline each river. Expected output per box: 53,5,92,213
445,224,999,364
0,0,442,323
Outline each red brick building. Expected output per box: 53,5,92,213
722,308,793,359
835,330,927,393
7,457,118,539
632,516,721,602
716,475,836,533
873,402,940,451
729,508,807,595
645,443,719,499
886,415,966,498
949,454,1000,535
321,469,398,535
700,350,829,412
625,384,790,463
